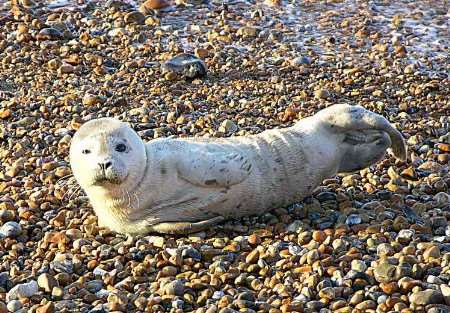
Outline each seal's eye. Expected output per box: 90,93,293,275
82,149,91,154
115,143,127,152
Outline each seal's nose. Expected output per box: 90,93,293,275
98,161,112,171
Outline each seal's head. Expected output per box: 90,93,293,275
69,118,147,196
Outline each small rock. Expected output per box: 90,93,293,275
423,245,441,260
248,234,261,245
404,64,415,74
6,280,39,301
160,266,177,277
373,263,396,283
219,120,237,134
346,214,362,226
194,48,209,58
314,88,330,99
0,210,14,223
38,273,58,293
162,53,207,79
82,94,104,106
351,260,367,272
0,222,22,238
246,249,259,264
440,284,450,305
319,287,335,300
237,26,258,37
434,192,450,207
6,300,22,312
163,280,184,296
36,28,63,41
148,236,165,248
409,289,444,305
287,220,302,232
291,56,312,66
124,11,146,25
51,286,64,299
397,229,415,243
58,63,75,74
437,143,450,152
377,243,394,256
36,302,55,313
140,0,170,12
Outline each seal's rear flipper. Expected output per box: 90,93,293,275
317,103,407,164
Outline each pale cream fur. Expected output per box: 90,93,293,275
70,103,407,235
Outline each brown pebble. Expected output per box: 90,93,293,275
141,0,170,11
312,230,326,243
36,302,55,313
248,234,261,245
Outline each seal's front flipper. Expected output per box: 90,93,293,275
147,216,225,235
317,103,407,162
340,129,392,172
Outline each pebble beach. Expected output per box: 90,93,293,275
0,0,449,312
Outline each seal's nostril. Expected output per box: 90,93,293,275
98,162,112,171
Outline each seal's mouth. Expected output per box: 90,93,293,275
92,174,125,186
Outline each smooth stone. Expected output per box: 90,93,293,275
409,289,444,305
0,272,9,288
351,260,367,272
373,263,396,283
163,280,184,296
377,243,395,256
345,214,362,225
6,300,22,312
0,222,22,238
124,11,146,25
6,280,39,301
86,280,103,293
36,302,55,313
161,53,207,79
291,56,312,66
36,28,63,41
37,273,58,293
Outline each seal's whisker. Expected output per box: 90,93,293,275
61,187,74,200
58,179,76,189
56,174,74,185
126,190,131,208
133,192,140,211
68,186,81,202
57,177,78,189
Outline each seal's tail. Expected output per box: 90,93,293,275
316,103,407,161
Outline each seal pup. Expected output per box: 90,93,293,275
69,103,407,235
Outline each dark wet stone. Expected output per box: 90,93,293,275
402,206,424,224
316,191,336,202
36,28,63,41
377,190,392,200
0,272,9,289
431,216,447,228
88,309,108,313
346,214,362,226
306,301,325,310
237,291,256,302
182,247,201,261
162,53,207,79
